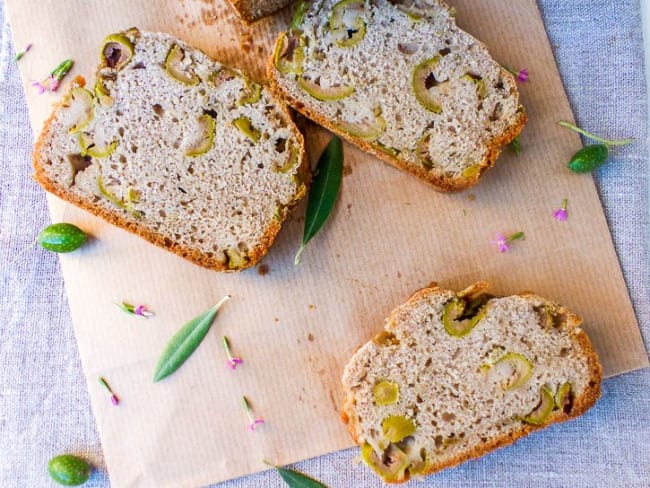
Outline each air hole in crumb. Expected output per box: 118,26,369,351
275,138,287,153
152,104,164,117
131,144,138,153
118,127,125,137
132,61,146,69
439,47,451,56
258,163,264,169
159,210,167,218
424,358,432,368
398,43,418,55
442,412,456,422
434,435,443,448
559,348,569,358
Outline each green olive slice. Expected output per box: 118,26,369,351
238,78,262,106
461,164,482,179
412,57,444,113
298,76,354,101
335,111,386,141
461,73,488,100
64,87,96,134
489,353,533,390
274,144,301,173
225,248,247,269
78,133,118,158
554,382,573,413
373,381,399,406
233,116,261,143
361,443,409,483
94,78,114,107
329,0,367,48
165,44,200,86
186,113,216,157
416,133,435,169
442,298,485,337
273,32,305,75
382,415,416,443
522,386,555,425
101,33,134,70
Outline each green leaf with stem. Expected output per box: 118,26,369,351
264,461,329,488
153,295,230,382
295,136,344,265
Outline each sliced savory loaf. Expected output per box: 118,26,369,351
34,28,308,272
226,0,295,22
269,0,526,191
341,282,602,482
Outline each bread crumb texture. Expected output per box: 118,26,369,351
34,28,307,271
269,0,526,191
341,282,602,483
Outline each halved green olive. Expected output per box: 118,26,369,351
489,353,533,391
361,443,409,483
97,175,142,218
78,133,118,158
273,32,305,75
94,78,113,107
382,415,416,443
335,111,386,141
225,248,247,269
65,87,95,134
233,116,261,143
329,0,367,48
373,381,399,406
442,298,485,337
416,133,435,169
412,57,444,113
554,382,573,413
298,77,354,101
165,44,200,86
101,33,134,70
461,164,481,179
522,386,554,425
461,74,488,100
374,142,399,157
186,113,216,157
238,78,262,106
274,144,301,173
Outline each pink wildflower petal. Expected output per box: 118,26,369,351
553,208,568,221
49,77,60,92
492,233,509,253
110,394,120,406
31,81,46,94
518,69,529,82
249,418,265,431
226,358,243,370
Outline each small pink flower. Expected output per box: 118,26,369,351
110,394,120,406
223,336,243,371
493,231,525,253
31,80,47,94
553,198,568,222
517,68,529,83
226,358,243,370
242,396,264,432
49,76,60,92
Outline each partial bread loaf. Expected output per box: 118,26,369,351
34,28,308,272
269,0,526,191
226,0,295,22
342,282,602,482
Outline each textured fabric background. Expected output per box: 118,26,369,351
1,1,648,487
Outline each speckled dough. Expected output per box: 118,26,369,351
269,0,527,191
341,282,602,483
33,28,308,272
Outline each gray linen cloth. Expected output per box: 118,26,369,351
0,1,648,486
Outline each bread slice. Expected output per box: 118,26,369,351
341,282,602,482
268,0,526,191
226,0,295,22
34,28,308,272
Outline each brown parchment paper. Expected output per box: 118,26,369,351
5,0,648,486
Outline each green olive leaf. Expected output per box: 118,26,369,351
153,295,230,382
509,135,522,156
295,136,344,265
266,462,329,488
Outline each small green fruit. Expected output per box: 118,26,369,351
48,454,91,486
567,144,608,173
37,223,87,253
